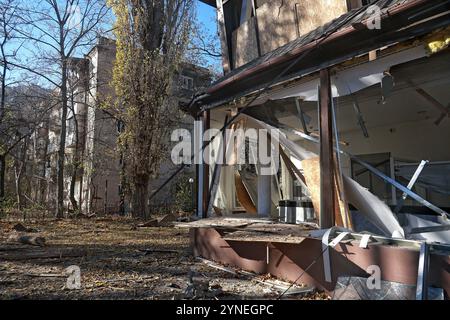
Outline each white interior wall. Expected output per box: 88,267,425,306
207,51,450,214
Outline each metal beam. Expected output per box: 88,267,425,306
251,0,262,57
195,117,203,218
280,126,450,219
350,156,449,219
416,241,430,300
202,110,211,219
319,69,335,228
295,98,310,135
409,225,450,234
394,160,428,214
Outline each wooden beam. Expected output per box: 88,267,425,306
216,0,231,73
202,110,211,219
319,69,335,228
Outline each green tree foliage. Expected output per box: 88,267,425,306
108,0,194,218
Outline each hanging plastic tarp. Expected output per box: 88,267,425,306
242,114,405,238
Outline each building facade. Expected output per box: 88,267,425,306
46,37,212,215
185,0,450,296
193,0,450,239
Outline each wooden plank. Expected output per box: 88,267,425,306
256,0,348,54
319,69,335,228
0,248,87,261
235,171,257,214
232,17,259,68
216,0,231,73
301,158,344,227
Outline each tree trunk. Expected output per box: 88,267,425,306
69,97,79,213
132,175,149,219
0,37,7,125
14,138,28,217
56,60,68,218
0,154,5,215
69,167,78,212
0,29,7,216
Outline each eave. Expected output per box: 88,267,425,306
195,0,450,110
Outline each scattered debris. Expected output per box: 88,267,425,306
158,213,176,226
137,219,159,228
0,246,87,261
140,248,182,255
7,232,46,247
254,278,315,296
12,223,39,233
197,257,315,298
0,218,329,300
333,276,444,300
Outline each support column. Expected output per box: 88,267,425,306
257,132,271,217
202,110,210,219
257,173,271,217
196,110,210,219
195,116,203,218
319,69,335,228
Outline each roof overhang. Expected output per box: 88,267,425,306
198,0,216,8
195,0,450,111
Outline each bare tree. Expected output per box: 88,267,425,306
0,0,20,211
13,0,110,218
186,16,222,78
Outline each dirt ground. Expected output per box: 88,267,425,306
0,217,329,300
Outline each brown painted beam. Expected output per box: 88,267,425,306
202,110,211,219
319,69,335,228
191,228,450,296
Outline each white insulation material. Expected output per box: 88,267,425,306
405,214,450,243
244,114,405,238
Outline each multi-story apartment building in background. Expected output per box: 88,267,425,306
46,37,212,215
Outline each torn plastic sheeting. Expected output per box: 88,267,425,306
242,115,317,161
243,114,405,238
322,227,352,283
343,175,404,238
250,46,427,105
333,276,444,300
273,121,450,226
404,214,450,244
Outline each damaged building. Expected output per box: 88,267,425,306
179,0,450,299
46,37,212,215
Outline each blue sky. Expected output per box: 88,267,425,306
197,0,217,30
4,0,220,87
195,1,221,72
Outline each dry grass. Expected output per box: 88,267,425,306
0,217,329,300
